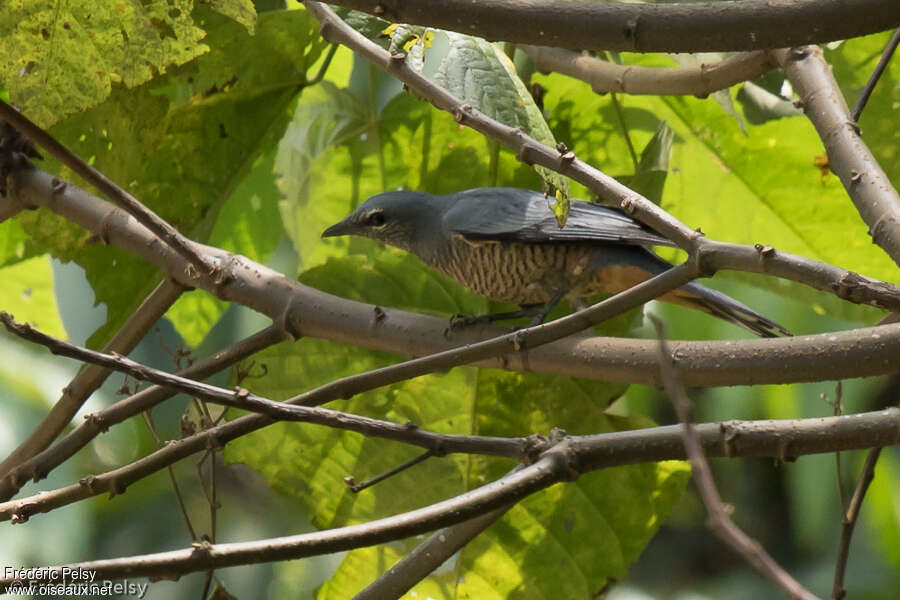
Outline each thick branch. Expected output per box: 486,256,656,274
2,408,898,582
1,407,897,524
327,0,900,53
775,46,900,267
0,100,213,274
8,166,900,387
0,312,529,464
523,47,777,96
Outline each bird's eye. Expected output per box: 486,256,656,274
365,210,386,227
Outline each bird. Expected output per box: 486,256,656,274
322,187,791,337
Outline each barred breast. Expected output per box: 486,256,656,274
431,237,595,304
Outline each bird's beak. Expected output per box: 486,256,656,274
321,218,353,239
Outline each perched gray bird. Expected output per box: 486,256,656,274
322,187,790,337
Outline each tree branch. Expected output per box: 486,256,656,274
1,405,898,525
0,312,531,466
0,326,288,502
0,279,184,497
0,100,214,275
522,46,777,96
326,0,900,53
831,447,882,600
2,408,899,583
775,46,900,267
8,165,900,387
655,319,821,600
354,501,514,599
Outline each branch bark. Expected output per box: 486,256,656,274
2,407,898,524
8,165,900,388
0,279,184,495
522,46,777,96
775,46,900,267
327,0,900,53
0,326,288,502
2,408,898,582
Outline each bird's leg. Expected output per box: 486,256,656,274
526,289,567,326
449,305,544,329
449,290,568,330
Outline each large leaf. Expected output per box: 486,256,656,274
434,33,570,222
0,219,41,269
14,8,326,348
534,41,896,325
276,63,545,275
0,254,65,338
227,240,687,596
274,76,424,271
0,0,258,128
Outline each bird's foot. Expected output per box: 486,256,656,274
449,313,495,330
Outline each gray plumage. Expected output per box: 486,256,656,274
322,187,791,337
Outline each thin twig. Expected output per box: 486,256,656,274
0,311,532,461
831,382,847,515
306,43,340,88
0,279,184,498
143,411,199,542
831,447,883,600
0,99,213,274
652,316,822,600
608,89,639,169
346,450,434,493
850,29,900,122
0,325,286,501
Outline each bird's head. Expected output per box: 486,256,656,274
322,191,442,254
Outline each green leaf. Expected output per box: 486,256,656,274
205,0,258,35
166,142,283,347
15,8,325,349
434,33,570,221
865,452,900,569
228,245,687,597
0,0,208,127
275,77,427,271
340,10,392,48
624,120,674,205
0,254,65,338
0,219,41,268
535,54,894,324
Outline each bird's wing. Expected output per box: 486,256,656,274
443,188,676,247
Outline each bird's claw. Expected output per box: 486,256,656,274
449,314,490,330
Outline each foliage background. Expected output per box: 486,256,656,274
0,1,898,598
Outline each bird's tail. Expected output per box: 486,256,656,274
589,246,791,338
664,282,792,338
